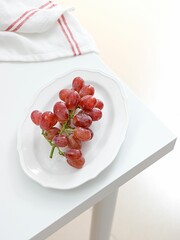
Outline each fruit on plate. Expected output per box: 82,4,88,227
31,76,104,169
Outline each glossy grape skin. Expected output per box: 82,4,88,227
79,95,97,110
31,110,42,125
52,134,68,147
84,108,102,121
74,127,92,141
59,89,71,101
65,149,82,160
65,90,80,110
88,128,94,139
95,99,104,110
73,111,92,128
67,134,82,149
45,127,59,140
79,84,95,97
40,111,57,130
53,101,69,123
67,156,85,169
72,77,84,92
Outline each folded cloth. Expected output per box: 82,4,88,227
0,0,98,61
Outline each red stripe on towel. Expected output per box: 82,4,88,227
5,1,51,31
61,15,81,55
39,1,52,9
57,18,76,56
47,3,57,9
11,3,56,32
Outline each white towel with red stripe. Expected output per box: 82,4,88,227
0,0,97,61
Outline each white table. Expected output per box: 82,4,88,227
0,53,176,240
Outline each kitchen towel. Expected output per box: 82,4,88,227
0,0,97,61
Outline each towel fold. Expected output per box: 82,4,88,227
0,0,98,61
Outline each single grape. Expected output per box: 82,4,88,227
74,127,92,141
59,89,71,101
68,134,82,149
79,84,95,97
65,149,82,160
31,110,42,125
79,95,97,110
85,108,102,121
52,134,68,147
65,90,80,110
45,127,60,140
73,111,92,128
40,111,57,130
72,77,85,92
67,156,85,169
95,99,104,110
53,101,69,123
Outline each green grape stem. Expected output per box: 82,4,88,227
41,109,75,159
69,110,75,119
57,147,65,156
50,145,55,158
59,122,67,135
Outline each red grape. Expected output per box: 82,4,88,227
45,127,59,140
59,89,71,101
72,77,84,92
31,110,42,125
67,156,85,169
40,111,57,130
65,90,80,110
85,108,102,121
95,99,104,110
53,101,68,123
79,95,97,110
79,84,95,97
68,134,82,149
73,111,92,128
52,134,68,147
74,127,92,141
65,149,82,160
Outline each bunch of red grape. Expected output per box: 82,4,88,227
31,76,104,169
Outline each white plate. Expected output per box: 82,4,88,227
17,69,128,190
